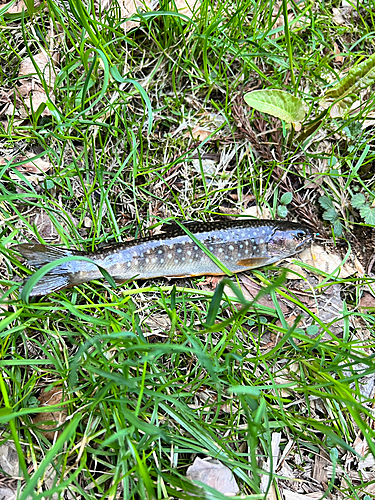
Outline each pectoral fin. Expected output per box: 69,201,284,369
236,257,273,268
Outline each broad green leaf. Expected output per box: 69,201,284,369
244,89,306,129
277,205,288,218
319,195,334,211
351,193,366,208
320,53,375,117
323,208,339,222
333,220,343,236
280,192,293,205
360,205,375,225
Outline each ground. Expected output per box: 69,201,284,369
0,0,375,498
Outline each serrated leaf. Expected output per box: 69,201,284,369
320,53,375,117
360,205,375,225
280,192,293,205
319,195,334,211
333,220,343,236
351,193,366,208
277,205,288,218
323,208,339,222
244,90,306,129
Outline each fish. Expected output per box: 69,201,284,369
14,219,313,297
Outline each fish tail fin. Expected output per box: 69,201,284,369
14,244,77,267
14,244,83,296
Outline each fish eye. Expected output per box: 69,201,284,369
296,231,306,240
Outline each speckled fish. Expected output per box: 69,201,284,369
15,219,313,296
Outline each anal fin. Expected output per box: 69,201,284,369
236,257,273,268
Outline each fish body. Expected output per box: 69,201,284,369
15,219,313,296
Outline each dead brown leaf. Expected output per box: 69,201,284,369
32,386,67,440
1,155,52,184
185,126,212,140
172,0,200,17
333,42,344,63
288,244,357,279
17,51,57,117
332,7,346,24
1,0,41,14
271,1,308,39
186,457,239,495
196,276,222,291
359,292,375,311
101,0,199,31
282,491,323,500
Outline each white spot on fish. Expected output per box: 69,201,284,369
240,244,243,249
127,262,131,267
209,246,213,251
182,257,185,261
245,250,248,254
195,255,198,259
158,250,163,254
168,254,172,259
169,245,174,249
238,253,241,257
259,239,264,244
161,258,164,263
201,257,204,261
229,245,234,250
231,257,234,261
146,258,149,263
177,248,182,253
225,255,229,259
152,258,156,263
218,248,223,253
175,259,178,263
262,230,265,235
187,250,191,256
226,235,230,240
194,246,198,250
189,258,193,262
245,241,249,246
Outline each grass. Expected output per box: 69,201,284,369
1,0,375,497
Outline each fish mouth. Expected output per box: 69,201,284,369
295,233,313,251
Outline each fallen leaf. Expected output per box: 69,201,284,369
186,126,212,140
334,42,344,63
19,52,56,87
17,51,57,117
2,155,52,184
239,206,272,219
0,442,19,477
260,433,281,492
0,488,16,500
100,0,152,30
186,457,239,495
32,386,67,440
171,0,200,17
196,275,222,291
332,7,345,24
359,292,375,311
1,0,41,14
282,490,322,500
290,244,356,279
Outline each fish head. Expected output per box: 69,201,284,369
267,225,313,259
